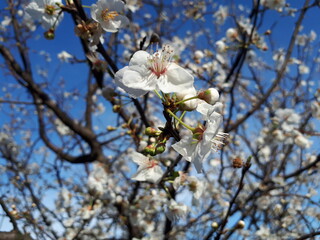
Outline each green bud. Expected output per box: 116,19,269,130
144,145,156,156
44,28,55,40
145,127,160,136
155,143,166,154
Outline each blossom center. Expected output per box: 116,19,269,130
148,45,174,78
45,5,56,15
147,160,158,169
101,8,119,21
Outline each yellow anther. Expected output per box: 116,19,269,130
101,8,119,21
45,5,56,15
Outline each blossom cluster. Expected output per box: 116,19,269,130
114,44,228,179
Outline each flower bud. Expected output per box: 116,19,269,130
194,50,204,63
226,28,238,41
145,127,160,136
232,157,243,168
144,145,156,156
112,105,121,113
215,40,227,53
211,222,218,228
44,28,55,40
155,143,166,154
179,93,198,111
264,29,271,35
107,126,116,131
236,220,245,229
149,33,161,44
198,88,219,105
175,87,197,100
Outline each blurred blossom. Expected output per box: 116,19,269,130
255,225,271,238
298,64,310,74
213,5,228,25
129,151,163,184
25,0,64,30
165,199,188,221
273,108,301,132
262,0,286,11
294,134,312,149
57,51,73,62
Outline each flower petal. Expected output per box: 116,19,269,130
114,67,149,98
157,63,194,93
129,50,150,66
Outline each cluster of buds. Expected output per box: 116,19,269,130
143,142,166,156
142,127,167,156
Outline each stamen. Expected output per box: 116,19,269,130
148,45,174,78
45,5,56,15
211,132,229,151
101,8,119,21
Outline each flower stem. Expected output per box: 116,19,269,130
154,90,164,101
175,96,199,105
166,109,195,132
175,111,186,128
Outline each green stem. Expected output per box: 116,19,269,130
82,5,91,8
176,111,186,128
154,90,164,101
175,96,199,105
166,109,195,132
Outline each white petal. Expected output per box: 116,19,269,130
114,67,149,98
129,51,150,66
157,63,194,93
90,4,98,21
148,166,164,183
172,133,196,162
122,67,155,90
130,151,149,166
116,15,129,28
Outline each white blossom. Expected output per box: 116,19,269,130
165,199,188,221
172,108,227,173
115,45,194,98
274,108,301,132
91,0,129,33
57,51,73,63
130,151,163,184
25,0,64,30
213,6,228,25
262,0,286,11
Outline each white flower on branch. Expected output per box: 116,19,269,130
165,199,188,222
273,108,301,133
173,108,228,173
25,0,63,30
91,0,129,33
115,45,195,98
57,51,73,63
130,151,163,184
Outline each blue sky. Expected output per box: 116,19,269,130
1,0,320,236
